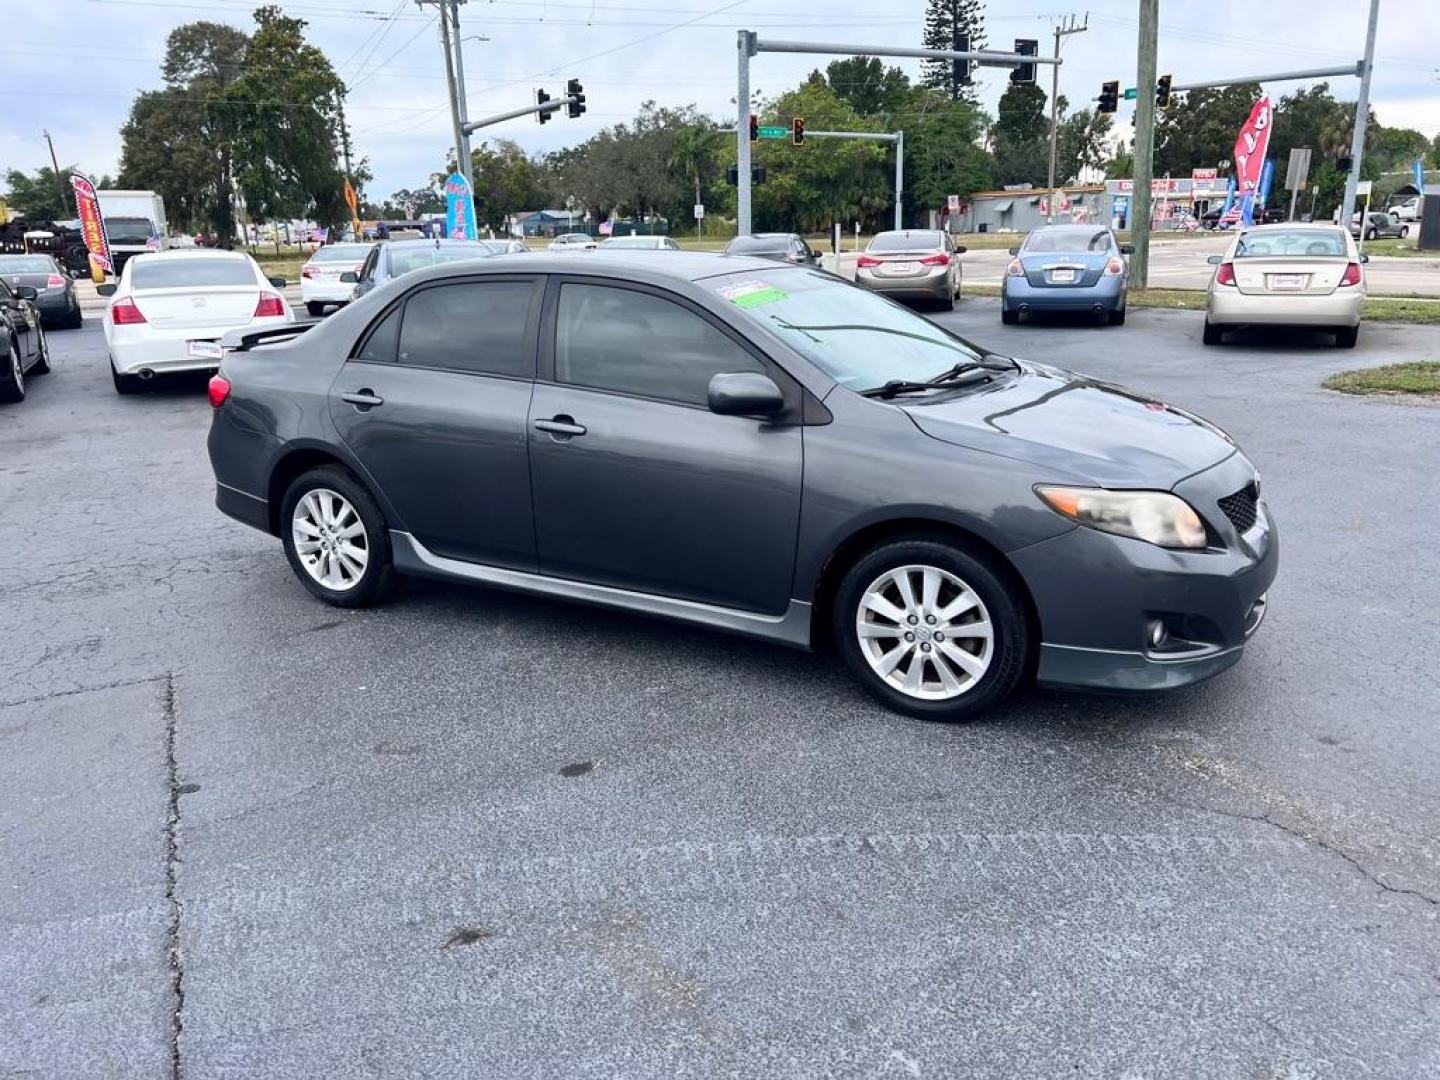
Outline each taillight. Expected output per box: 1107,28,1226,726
301,265,318,278
1006,258,1026,277
254,293,285,317
857,255,881,268
111,296,147,324
1215,262,1237,287
919,252,951,266
1105,257,1125,275
1338,262,1362,287
208,374,232,407
46,274,66,288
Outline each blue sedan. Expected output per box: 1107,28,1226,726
1001,225,1133,326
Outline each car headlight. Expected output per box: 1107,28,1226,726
1036,486,1209,549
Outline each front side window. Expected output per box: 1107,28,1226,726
554,284,763,406
396,281,538,377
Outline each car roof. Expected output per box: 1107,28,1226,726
1242,222,1344,231
398,250,795,286
382,238,489,249
129,248,251,261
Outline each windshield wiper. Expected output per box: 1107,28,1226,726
860,356,1017,399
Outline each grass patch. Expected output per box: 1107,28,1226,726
1323,361,1440,396
249,247,308,285
1358,238,1425,258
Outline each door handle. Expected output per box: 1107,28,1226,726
533,415,586,438
342,389,384,410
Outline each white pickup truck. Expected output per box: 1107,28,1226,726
95,190,168,271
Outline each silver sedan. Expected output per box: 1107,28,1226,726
856,230,965,309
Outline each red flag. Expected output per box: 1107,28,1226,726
1232,97,1273,200
69,173,113,282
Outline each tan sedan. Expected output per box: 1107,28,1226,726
856,230,965,309
1203,223,1368,348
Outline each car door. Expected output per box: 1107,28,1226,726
328,276,544,569
527,278,803,615
353,246,381,298
0,280,36,366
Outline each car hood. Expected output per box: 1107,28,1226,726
902,361,1236,488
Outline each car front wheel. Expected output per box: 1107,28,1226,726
0,338,25,404
281,466,395,608
834,538,1030,721
306,301,325,317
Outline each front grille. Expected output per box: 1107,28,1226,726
1218,483,1259,534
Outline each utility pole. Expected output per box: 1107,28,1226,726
1131,0,1159,287
419,0,468,182
43,129,69,218
335,93,354,177
1046,14,1087,221
446,0,475,190
737,30,756,236
1340,0,1380,226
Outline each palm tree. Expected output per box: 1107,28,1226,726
668,124,723,239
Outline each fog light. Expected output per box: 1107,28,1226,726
1147,619,1168,649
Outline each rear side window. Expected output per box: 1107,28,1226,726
396,281,538,377
355,306,401,364
132,259,256,289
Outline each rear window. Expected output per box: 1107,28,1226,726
868,232,943,252
131,259,255,289
726,236,788,254
0,256,58,273
1235,230,1346,258
310,244,372,263
1022,229,1112,253
389,244,492,276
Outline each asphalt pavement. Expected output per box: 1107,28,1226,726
3,305,1439,1079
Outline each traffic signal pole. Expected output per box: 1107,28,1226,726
1130,0,1160,288
1340,0,1380,228
735,32,1060,235
1046,16,1088,223
804,129,905,230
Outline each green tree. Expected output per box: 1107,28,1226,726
823,57,912,118
991,82,1048,186
1152,84,1260,177
387,186,445,217
1054,106,1114,184
905,91,993,214
3,165,80,219
465,140,550,231
667,122,725,234
921,0,986,103
1371,126,1429,173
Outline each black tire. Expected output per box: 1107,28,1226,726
1400,226,1409,239
111,362,143,395
1108,307,1126,326
65,304,83,329
1202,319,1224,346
1334,324,1359,349
280,465,396,609
939,291,955,312
0,338,25,404
1001,307,1019,325
1365,228,1377,241
30,326,50,374
306,301,325,317
832,536,1030,722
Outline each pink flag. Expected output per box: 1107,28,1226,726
1232,97,1273,201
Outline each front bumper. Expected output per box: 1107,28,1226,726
1208,287,1363,328
1002,274,1125,312
1012,452,1278,692
856,265,952,299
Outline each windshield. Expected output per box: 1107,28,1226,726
132,258,255,289
708,271,983,391
0,256,58,273
388,244,492,275
726,236,788,254
310,244,372,263
1235,229,1346,258
1023,228,1113,253
868,231,943,253
601,237,661,248
104,217,155,244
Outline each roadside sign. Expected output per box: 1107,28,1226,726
947,194,961,211
1356,179,1373,196
1123,87,1138,100
693,204,705,220
757,125,789,140
1284,148,1312,192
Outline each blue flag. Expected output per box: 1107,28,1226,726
444,171,478,241
1415,159,1426,192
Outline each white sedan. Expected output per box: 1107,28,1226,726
299,242,374,316
101,249,293,394
548,232,598,251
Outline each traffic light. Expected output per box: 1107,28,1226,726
1011,39,1038,84
724,165,768,186
748,115,758,143
1156,73,1173,110
536,87,551,124
792,116,805,145
1098,80,1119,114
1337,156,1353,173
566,78,586,119
952,31,972,87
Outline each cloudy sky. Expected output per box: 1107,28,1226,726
2,0,1436,202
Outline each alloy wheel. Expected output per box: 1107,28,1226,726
855,564,994,700
11,344,22,393
292,488,369,591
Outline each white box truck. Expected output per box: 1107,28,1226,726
95,190,168,271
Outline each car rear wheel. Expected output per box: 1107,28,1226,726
1108,307,1126,326
0,338,25,404
281,466,395,608
1202,319,1224,346
834,538,1029,722
1334,325,1359,349
30,326,50,374
1001,307,1019,325
1400,226,1409,239
306,301,324,317
64,303,83,329
1365,227,1377,241
111,362,143,395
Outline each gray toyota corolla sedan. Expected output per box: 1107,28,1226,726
207,252,1277,722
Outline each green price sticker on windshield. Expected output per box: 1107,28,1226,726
720,280,788,309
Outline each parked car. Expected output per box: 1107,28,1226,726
854,230,964,309
1203,223,1366,348
345,239,495,300
479,239,528,255
1387,197,1419,222
1349,212,1408,241
207,252,1277,723
1201,205,1284,229
599,235,682,251
0,276,51,404
100,249,293,394
722,233,821,267
1001,225,1132,326
300,243,374,316
548,233,598,251
0,253,82,328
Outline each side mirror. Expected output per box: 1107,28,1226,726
1359,253,1370,264
13,285,38,300
340,271,358,283
268,276,287,288
810,248,823,259
954,245,967,254
97,283,117,297
708,372,785,417
1206,254,1224,265
1119,243,1136,255
1008,246,1020,255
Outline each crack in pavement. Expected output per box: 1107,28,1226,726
162,672,185,1080
0,674,168,712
